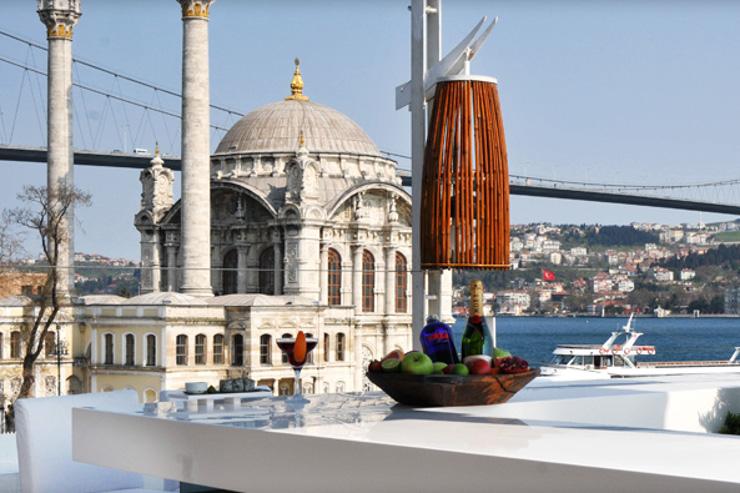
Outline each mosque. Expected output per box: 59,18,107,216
0,1,418,402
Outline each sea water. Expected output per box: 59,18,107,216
451,317,740,365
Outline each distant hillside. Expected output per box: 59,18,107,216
658,244,740,270
562,225,659,247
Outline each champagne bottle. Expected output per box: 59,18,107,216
461,280,493,359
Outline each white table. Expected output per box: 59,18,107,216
73,377,740,492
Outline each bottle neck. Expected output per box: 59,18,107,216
469,283,484,317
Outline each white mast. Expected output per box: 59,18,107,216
402,1,497,347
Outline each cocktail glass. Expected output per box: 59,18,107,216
276,334,318,398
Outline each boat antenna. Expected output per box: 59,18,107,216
623,313,635,333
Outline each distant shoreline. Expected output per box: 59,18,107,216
483,314,740,319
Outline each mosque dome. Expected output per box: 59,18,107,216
214,60,381,157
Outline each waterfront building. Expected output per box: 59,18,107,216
0,58,412,401
93,62,412,399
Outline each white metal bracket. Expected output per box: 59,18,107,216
395,15,498,110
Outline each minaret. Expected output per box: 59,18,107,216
136,144,174,293
177,0,214,296
37,0,81,296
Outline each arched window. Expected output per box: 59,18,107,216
395,252,408,313
176,335,188,365
195,334,207,365
144,389,158,404
323,333,330,362
10,331,20,358
281,333,291,364
259,334,272,365
336,332,346,362
146,334,156,366
336,381,345,393
213,334,224,364
125,334,135,366
327,248,342,305
362,250,375,312
222,249,238,295
232,334,244,366
104,333,114,365
44,331,56,358
259,247,275,295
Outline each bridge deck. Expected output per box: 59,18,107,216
2,144,739,215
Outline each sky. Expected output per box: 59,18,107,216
1,0,739,260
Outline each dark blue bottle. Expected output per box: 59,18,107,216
420,316,460,364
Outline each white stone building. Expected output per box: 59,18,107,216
122,67,413,397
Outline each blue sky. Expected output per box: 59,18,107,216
1,0,739,259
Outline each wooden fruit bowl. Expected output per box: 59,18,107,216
367,368,540,407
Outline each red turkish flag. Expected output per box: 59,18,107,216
542,269,556,282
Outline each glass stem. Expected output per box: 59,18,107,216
294,368,302,397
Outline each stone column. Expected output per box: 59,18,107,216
384,247,395,314
177,0,213,296
273,238,283,295
165,242,178,292
139,230,161,294
246,246,260,293
236,245,248,293
37,0,81,296
352,245,363,310
319,242,328,305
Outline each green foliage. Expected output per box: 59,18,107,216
586,226,660,246
719,411,740,435
659,244,740,270
713,231,740,243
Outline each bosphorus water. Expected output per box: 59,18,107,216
451,317,740,366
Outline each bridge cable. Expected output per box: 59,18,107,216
22,46,46,145
0,29,244,117
0,55,230,132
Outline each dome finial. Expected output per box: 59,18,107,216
285,57,309,101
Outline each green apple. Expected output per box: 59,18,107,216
453,363,469,376
401,351,434,375
381,358,402,373
432,362,448,374
492,347,511,359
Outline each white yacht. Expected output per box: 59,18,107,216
540,314,740,380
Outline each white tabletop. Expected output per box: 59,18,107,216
72,376,740,492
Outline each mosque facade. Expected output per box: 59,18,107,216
0,1,414,402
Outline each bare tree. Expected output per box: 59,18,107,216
0,210,24,267
7,183,91,399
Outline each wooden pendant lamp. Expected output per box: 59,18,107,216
420,75,510,270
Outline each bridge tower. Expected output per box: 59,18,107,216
37,0,81,296
177,0,214,296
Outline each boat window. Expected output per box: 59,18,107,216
551,355,573,365
583,356,594,367
572,356,584,366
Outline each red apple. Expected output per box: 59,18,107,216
489,367,501,375
382,349,405,362
469,359,491,375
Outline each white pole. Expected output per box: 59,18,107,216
410,0,427,349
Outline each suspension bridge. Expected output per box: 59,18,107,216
0,29,739,216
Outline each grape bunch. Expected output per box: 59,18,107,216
497,356,529,374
